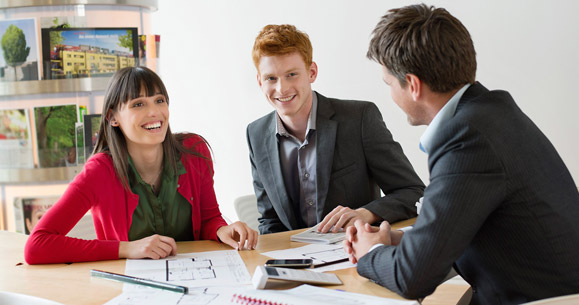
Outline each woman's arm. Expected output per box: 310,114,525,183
24,183,119,264
24,156,121,264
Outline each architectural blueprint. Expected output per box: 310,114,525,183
124,250,251,288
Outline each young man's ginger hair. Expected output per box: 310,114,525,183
252,24,313,70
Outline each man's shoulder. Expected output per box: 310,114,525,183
316,91,378,116
317,91,374,107
247,111,276,132
430,85,518,155
455,83,514,116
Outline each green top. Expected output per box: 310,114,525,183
127,154,193,241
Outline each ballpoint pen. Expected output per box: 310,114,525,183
312,258,349,268
90,269,188,294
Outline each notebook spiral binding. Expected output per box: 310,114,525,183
231,293,290,305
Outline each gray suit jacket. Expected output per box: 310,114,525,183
246,91,424,234
357,83,579,304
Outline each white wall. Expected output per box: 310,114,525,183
152,0,579,222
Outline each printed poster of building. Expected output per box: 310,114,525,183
42,27,137,79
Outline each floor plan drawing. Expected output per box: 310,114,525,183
124,250,251,288
166,258,216,281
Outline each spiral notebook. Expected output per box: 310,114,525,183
230,284,419,305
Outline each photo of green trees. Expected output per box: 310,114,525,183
34,104,78,168
0,18,39,81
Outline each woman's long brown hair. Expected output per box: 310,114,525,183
92,66,208,190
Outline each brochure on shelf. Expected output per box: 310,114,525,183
75,122,85,164
83,114,101,160
33,104,79,168
13,195,96,238
0,18,40,82
0,108,34,168
41,27,139,79
139,34,160,70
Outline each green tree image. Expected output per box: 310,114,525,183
49,17,70,47
35,105,76,167
117,30,134,52
1,24,31,80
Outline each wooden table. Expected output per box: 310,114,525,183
0,218,468,304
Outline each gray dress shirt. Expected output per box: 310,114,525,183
276,92,318,227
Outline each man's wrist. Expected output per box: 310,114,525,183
357,208,380,223
368,243,385,253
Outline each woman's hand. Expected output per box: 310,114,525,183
217,221,258,250
118,234,177,259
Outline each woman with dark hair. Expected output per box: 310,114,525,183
25,66,257,264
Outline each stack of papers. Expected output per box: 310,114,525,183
233,284,419,305
290,224,346,244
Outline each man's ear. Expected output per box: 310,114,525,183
406,74,422,102
257,73,262,88
309,61,318,83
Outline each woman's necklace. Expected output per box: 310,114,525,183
144,166,163,194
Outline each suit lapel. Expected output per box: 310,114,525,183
262,115,300,229
314,93,337,222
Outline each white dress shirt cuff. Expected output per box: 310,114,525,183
368,243,385,253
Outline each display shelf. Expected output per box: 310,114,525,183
0,166,83,184
0,0,158,11
0,0,158,231
0,77,109,96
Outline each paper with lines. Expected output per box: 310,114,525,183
124,250,251,288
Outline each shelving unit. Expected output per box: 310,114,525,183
0,0,157,10
0,0,158,230
0,77,109,96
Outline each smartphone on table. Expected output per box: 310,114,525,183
264,259,313,269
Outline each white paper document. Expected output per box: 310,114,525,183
104,285,244,305
124,250,252,288
290,223,346,244
105,284,418,305
103,289,183,305
262,243,355,272
232,284,419,305
103,250,253,305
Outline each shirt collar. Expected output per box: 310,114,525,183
127,153,184,188
419,84,471,154
276,90,317,137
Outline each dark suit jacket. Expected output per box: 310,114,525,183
357,83,579,304
246,91,425,234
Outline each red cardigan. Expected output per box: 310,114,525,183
25,135,227,264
